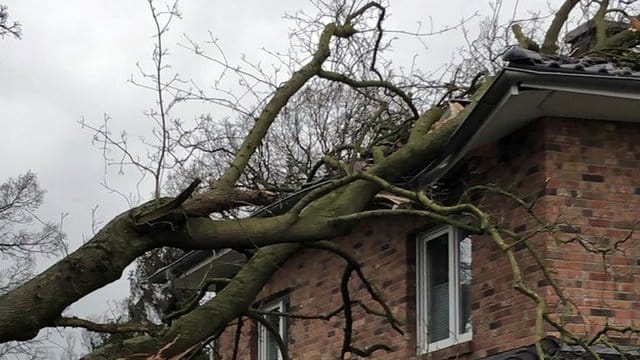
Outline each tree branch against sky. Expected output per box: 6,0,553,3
0,0,639,358
0,172,66,360
0,4,21,39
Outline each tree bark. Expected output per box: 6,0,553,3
0,4,494,354
0,211,153,342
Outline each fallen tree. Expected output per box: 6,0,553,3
2,0,640,358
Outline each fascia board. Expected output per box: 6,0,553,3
415,67,640,185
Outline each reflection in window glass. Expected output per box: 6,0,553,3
265,313,281,360
427,234,450,342
458,234,472,334
417,227,472,354
258,300,286,360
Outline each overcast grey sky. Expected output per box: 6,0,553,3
0,0,560,355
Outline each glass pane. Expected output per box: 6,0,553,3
427,234,449,343
265,313,281,360
458,234,472,334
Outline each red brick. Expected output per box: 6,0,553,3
214,118,640,359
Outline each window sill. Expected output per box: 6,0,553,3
419,341,473,360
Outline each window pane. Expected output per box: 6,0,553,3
427,234,449,343
265,314,281,360
458,234,472,334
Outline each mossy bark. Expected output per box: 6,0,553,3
0,89,475,357
80,99,475,358
84,243,300,359
0,210,155,342
0,5,495,354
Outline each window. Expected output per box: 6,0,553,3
258,299,287,360
417,226,472,353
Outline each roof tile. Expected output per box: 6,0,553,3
502,47,640,78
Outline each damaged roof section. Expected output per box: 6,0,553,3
148,179,415,286
503,47,640,77
149,46,640,289
410,46,640,185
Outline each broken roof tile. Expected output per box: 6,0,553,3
502,47,640,78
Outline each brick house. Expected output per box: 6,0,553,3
150,48,640,359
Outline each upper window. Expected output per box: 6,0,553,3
258,299,287,360
417,226,472,354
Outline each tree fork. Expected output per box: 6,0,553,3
83,243,301,359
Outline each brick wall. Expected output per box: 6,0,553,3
213,117,640,359
453,120,549,358
215,216,425,359
542,118,640,346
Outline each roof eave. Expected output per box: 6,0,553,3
412,67,640,185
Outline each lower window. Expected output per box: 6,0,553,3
258,299,287,360
417,226,472,353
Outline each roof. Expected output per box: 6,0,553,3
502,47,640,77
410,46,640,185
150,47,640,284
484,338,640,360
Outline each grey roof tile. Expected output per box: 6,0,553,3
502,47,640,78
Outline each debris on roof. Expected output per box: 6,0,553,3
426,99,471,136
438,100,466,123
503,47,640,78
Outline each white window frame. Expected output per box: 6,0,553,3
416,226,472,354
258,299,286,360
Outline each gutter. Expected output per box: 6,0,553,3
411,65,640,186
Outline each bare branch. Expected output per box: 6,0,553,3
316,69,420,119
0,5,21,39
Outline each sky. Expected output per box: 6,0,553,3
0,0,560,356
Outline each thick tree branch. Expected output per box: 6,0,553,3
593,0,610,50
84,243,300,359
181,187,278,217
511,24,540,51
0,4,492,353
0,210,153,343
600,26,640,49
541,0,580,54
212,20,355,191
